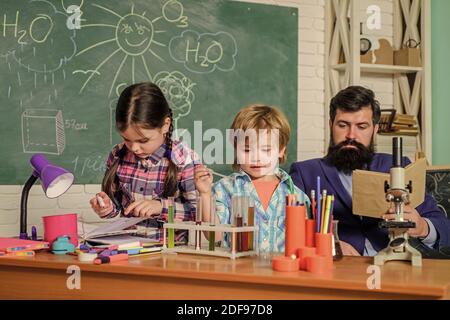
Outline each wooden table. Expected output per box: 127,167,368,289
1,252,450,299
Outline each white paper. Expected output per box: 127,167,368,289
78,217,149,239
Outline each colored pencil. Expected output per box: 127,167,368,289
316,176,321,233
328,195,335,234
320,190,327,233
323,195,332,234
311,190,316,220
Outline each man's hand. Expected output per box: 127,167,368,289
340,240,361,256
124,199,162,217
382,205,429,238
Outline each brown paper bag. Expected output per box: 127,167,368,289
394,47,421,67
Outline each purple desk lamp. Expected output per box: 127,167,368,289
20,154,74,239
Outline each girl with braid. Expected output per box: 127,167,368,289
89,82,200,242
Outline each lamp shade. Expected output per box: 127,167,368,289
30,154,74,198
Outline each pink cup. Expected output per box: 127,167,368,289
43,213,78,247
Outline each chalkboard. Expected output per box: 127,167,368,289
0,0,298,184
426,166,450,218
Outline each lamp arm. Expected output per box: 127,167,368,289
20,174,38,239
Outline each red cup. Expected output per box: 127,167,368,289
305,219,316,247
272,255,300,272
297,246,316,270
306,255,333,274
315,233,333,257
43,213,78,247
285,206,306,257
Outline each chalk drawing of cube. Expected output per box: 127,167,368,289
22,109,66,155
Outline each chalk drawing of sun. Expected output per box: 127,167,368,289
75,3,167,97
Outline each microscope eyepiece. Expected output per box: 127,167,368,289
393,137,403,168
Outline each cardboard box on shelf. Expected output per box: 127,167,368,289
394,47,421,67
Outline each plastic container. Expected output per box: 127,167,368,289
272,255,300,272
306,255,333,274
305,219,316,247
315,233,333,257
43,213,78,247
297,246,316,271
285,205,306,257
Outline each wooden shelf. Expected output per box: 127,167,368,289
331,63,423,74
325,0,431,160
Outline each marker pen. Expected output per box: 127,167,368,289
94,253,128,265
97,195,106,208
31,226,37,240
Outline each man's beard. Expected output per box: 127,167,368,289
325,136,375,174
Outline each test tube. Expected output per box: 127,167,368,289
208,195,216,251
247,198,254,251
241,196,249,252
231,196,238,227
168,197,175,249
195,197,202,250
236,212,243,252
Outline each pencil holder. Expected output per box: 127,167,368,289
272,255,300,272
285,205,306,257
297,246,316,271
43,213,78,247
315,233,333,257
305,255,332,275
305,219,316,247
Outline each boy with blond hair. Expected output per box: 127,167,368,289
195,104,309,252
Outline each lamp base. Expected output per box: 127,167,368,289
19,232,29,240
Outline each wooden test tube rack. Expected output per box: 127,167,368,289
162,222,259,259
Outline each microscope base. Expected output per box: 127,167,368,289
374,235,422,267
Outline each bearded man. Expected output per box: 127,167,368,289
290,86,450,256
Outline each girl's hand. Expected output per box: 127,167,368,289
124,199,162,217
90,191,113,218
195,165,213,195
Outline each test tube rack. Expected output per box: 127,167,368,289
162,222,259,259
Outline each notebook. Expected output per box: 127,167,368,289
78,217,152,242
85,234,160,247
0,238,49,253
0,250,36,257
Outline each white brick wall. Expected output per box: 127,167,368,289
0,0,396,238
0,183,108,237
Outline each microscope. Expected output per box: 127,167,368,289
374,137,422,267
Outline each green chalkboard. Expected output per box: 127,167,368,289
426,167,450,219
0,0,298,184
